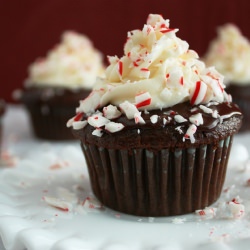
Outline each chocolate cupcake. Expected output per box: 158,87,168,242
15,31,105,140
68,14,242,216
204,24,250,132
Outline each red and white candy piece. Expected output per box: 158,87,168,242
140,67,150,79
76,90,104,114
189,113,203,126
42,196,72,212
195,207,217,218
118,60,123,76
88,113,109,128
217,196,245,219
82,196,103,210
66,112,84,127
183,124,197,143
105,122,124,133
134,112,146,124
119,101,140,119
72,120,88,130
174,115,187,123
103,104,122,120
135,92,152,108
228,198,245,219
190,81,207,105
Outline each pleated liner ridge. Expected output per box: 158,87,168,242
81,136,233,216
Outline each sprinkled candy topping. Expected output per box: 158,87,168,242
174,115,187,123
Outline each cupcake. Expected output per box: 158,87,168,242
204,24,250,132
67,14,242,216
16,31,105,140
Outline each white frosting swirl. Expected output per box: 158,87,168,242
27,31,105,89
77,14,229,114
204,24,250,85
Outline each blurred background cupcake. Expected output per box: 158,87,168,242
0,99,6,159
14,31,105,140
203,24,250,132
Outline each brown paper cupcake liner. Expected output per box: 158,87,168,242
81,136,233,217
26,104,75,140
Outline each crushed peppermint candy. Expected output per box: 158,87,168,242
81,196,104,210
199,105,213,114
175,126,183,134
134,112,146,124
195,196,246,221
195,207,217,218
212,110,219,118
105,122,124,133
183,124,197,143
72,120,88,130
135,92,152,108
103,105,122,119
190,81,207,105
190,107,199,113
216,196,245,219
42,196,72,212
119,101,140,119
87,113,109,128
189,113,203,126
150,114,159,124
76,90,104,115
163,117,167,125
174,114,187,123
92,128,103,137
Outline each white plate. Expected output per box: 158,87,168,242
0,105,250,250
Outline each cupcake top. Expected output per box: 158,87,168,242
26,31,105,89
204,24,250,85
67,14,241,143
70,14,230,113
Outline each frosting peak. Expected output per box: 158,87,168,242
27,31,105,89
